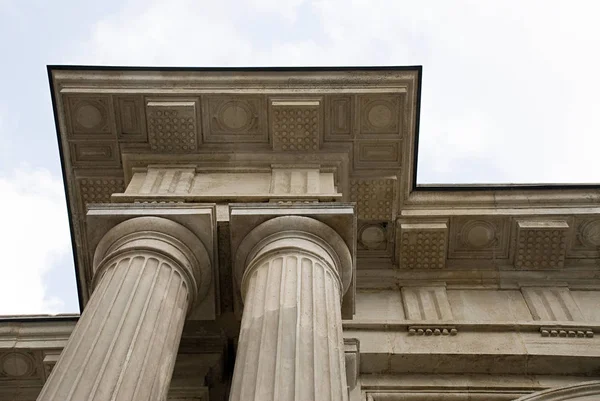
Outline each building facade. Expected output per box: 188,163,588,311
1,67,599,400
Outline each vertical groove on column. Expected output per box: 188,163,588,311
240,264,269,400
112,261,169,399
313,261,328,398
324,269,335,401
277,255,298,400
152,275,188,401
48,256,135,401
327,269,347,400
38,253,191,401
85,257,158,400
37,265,118,400
138,270,187,400
229,269,258,398
255,257,283,400
230,252,347,401
129,268,176,400
272,256,287,400
293,255,302,401
67,256,147,401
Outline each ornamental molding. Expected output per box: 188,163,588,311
48,67,600,312
514,381,600,401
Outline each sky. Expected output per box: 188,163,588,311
1,0,600,315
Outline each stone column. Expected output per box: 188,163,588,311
37,217,211,401
230,224,352,401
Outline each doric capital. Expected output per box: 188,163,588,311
92,216,211,310
229,204,356,318
86,204,218,319
235,216,352,300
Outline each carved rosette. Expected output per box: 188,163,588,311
359,95,402,136
0,351,37,378
448,218,509,259
66,96,112,135
578,219,600,248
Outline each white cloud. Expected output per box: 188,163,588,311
71,0,600,183
2,0,596,314
0,165,71,315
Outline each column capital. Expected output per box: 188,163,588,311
93,216,210,311
230,203,356,318
86,204,218,320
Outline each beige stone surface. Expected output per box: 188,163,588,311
571,291,600,322
447,290,532,321
37,216,212,401
354,290,405,320
13,66,599,400
229,215,352,401
116,166,341,202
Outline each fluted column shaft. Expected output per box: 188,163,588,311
230,237,348,401
38,217,209,401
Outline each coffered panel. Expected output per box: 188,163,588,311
270,98,323,152
114,95,147,142
325,95,353,141
358,94,403,138
64,95,113,137
146,99,200,152
354,140,402,170
448,216,510,259
569,217,600,258
203,95,267,143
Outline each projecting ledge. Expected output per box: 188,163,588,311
344,324,600,376
112,165,342,203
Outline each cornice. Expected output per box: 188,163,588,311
514,381,600,400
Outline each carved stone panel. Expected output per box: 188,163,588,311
569,217,600,258
65,96,112,136
270,99,322,151
204,96,267,143
358,94,403,137
349,177,397,220
69,141,120,168
397,221,448,269
448,217,509,259
514,220,569,269
325,95,353,141
134,167,196,195
401,286,453,320
521,287,584,321
78,177,125,204
358,221,393,258
354,140,402,170
146,100,199,152
0,351,40,380
114,95,147,142
115,166,341,202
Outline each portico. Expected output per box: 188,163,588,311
0,67,599,401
